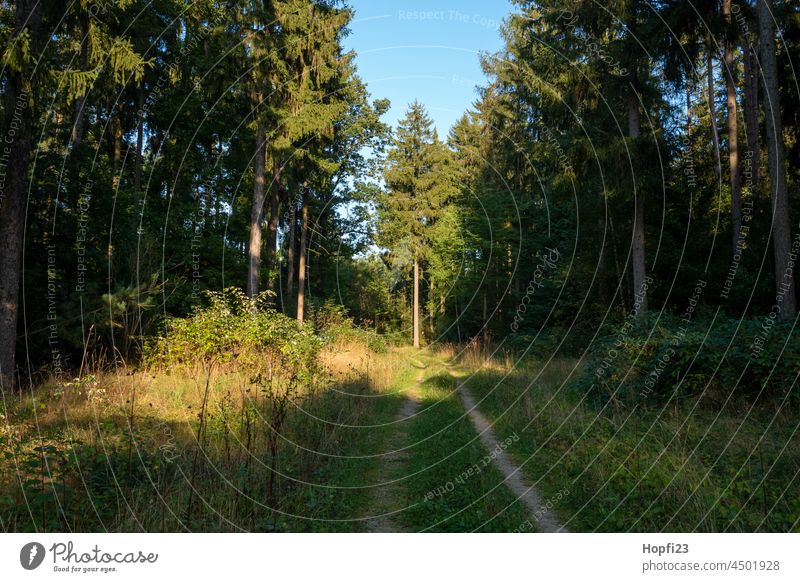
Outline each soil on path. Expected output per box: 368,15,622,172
364,365,426,532
364,358,567,533
456,378,568,533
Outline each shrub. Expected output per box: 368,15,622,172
308,298,388,353
145,288,323,381
323,319,388,354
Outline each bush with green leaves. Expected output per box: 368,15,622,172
323,321,388,354
307,298,388,353
145,288,323,381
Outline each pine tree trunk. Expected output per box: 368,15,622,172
72,96,87,146
112,113,122,175
759,0,797,318
723,0,743,255
482,290,489,347
429,280,436,337
286,194,297,306
743,39,761,189
297,196,309,326
265,163,282,295
628,71,648,316
455,301,462,344
134,83,144,192
413,258,420,348
0,0,41,390
597,192,609,304
608,213,626,312
71,14,89,147
247,124,267,298
707,49,723,177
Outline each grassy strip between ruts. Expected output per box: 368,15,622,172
274,350,419,532
395,355,533,532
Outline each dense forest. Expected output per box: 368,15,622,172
1,0,799,533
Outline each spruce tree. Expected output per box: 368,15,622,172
380,102,454,347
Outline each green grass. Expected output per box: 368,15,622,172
275,354,418,532
463,357,800,532
394,356,532,532
7,346,790,532
0,348,538,533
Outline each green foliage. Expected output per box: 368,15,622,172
1,27,31,73
377,102,460,344
6,0,393,375
379,102,457,259
577,315,800,407
302,298,388,353
147,288,322,381
325,323,389,355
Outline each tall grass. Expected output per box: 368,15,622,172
463,356,800,532
0,295,411,532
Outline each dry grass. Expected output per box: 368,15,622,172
0,341,413,532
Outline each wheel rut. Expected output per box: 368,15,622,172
364,365,425,532
456,378,568,533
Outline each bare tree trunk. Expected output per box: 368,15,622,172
743,38,761,189
247,124,267,298
759,0,796,318
296,196,309,326
286,194,297,305
134,83,144,192
723,0,743,254
628,71,648,316
265,163,283,295
707,49,723,177
597,192,609,304
455,301,462,344
71,14,89,146
413,258,420,348
482,290,490,348
608,213,626,311
0,0,41,390
429,280,436,337
453,299,461,344
72,96,87,147
112,112,122,175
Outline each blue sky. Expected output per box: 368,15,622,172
343,0,513,135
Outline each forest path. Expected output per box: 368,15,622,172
364,352,567,532
364,361,426,532
453,372,568,533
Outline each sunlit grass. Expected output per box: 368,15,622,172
0,343,412,532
